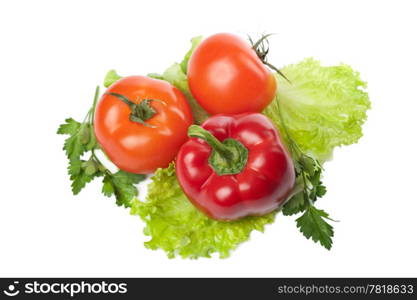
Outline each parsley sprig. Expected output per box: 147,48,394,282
276,97,335,250
57,86,145,207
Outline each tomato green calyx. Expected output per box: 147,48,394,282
108,92,162,127
188,125,248,175
249,34,291,83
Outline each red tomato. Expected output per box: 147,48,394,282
187,33,277,115
94,76,193,174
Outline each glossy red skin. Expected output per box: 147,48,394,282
94,76,193,174
187,33,277,115
176,113,295,221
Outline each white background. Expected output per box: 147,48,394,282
1,0,416,277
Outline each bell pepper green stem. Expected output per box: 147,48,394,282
188,125,233,160
188,125,249,176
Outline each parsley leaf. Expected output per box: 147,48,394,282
58,86,145,207
57,118,81,135
296,206,334,250
102,171,146,207
282,192,306,216
62,131,86,161
70,167,97,195
68,159,82,176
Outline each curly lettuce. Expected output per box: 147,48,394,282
131,163,276,259
264,58,370,161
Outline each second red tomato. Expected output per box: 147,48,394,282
187,33,277,115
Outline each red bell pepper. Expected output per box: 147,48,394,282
176,113,295,221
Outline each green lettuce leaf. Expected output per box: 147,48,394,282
180,36,203,73
103,69,122,88
131,163,276,259
264,58,370,161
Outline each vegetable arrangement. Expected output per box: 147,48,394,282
58,33,370,258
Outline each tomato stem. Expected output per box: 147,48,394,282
108,92,136,108
107,92,161,127
249,34,291,83
188,125,248,175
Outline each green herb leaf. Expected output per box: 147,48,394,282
62,129,86,161
70,167,95,195
102,175,115,197
316,184,327,197
68,159,82,176
102,171,146,207
282,192,306,216
296,206,334,250
57,118,81,135
118,171,146,185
